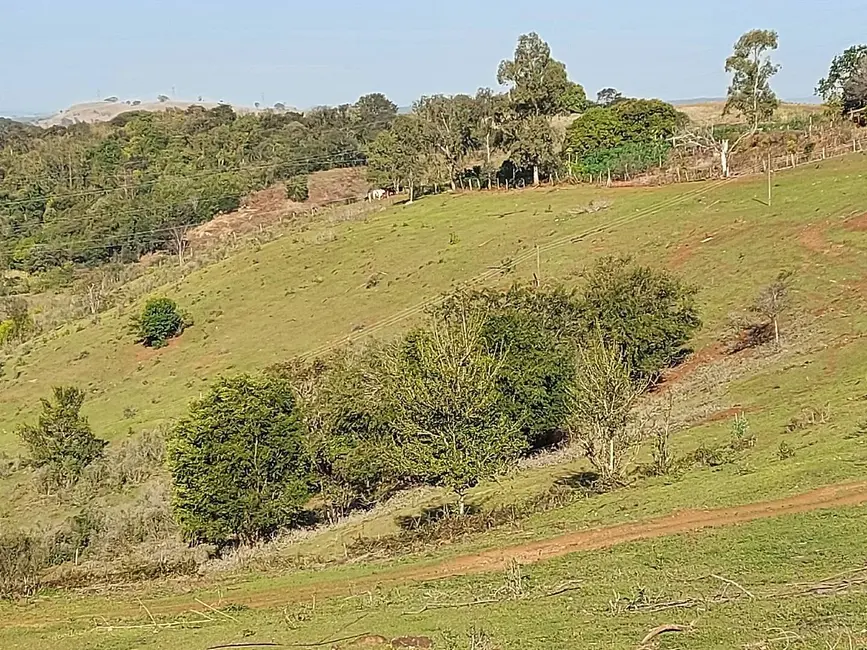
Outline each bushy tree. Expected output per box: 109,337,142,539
577,257,701,379
17,386,107,487
365,115,428,201
565,99,684,158
498,32,574,117
414,94,477,190
133,297,187,348
285,174,309,202
724,29,781,129
559,81,588,114
842,58,867,118
371,313,526,513
272,352,397,520
596,88,624,107
817,45,867,108
168,374,314,544
435,285,580,448
507,115,560,185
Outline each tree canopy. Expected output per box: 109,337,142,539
723,29,781,129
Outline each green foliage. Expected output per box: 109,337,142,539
506,115,560,183
565,99,684,158
133,297,187,348
568,336,648,484
0,297,35,345
577,257,701,378
16,386,107,487
373,313,527,505
497,32,575,117
0,97,394,270
558,81,588,114
285,175,309,202
570,141,672,178
596,88,624,107
724,29,781,129
0,532,45,598
816,45,867,105
271,352,397,518
366,115,427,201
167,374,314,545
435,285,580,448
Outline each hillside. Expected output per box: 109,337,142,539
678,100,824,125
34,98,295,128
1,154,866,649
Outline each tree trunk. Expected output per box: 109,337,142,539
720,139,730,178
457,493,466,516
450,178,456,192
773,316,780,347
533,165,539,185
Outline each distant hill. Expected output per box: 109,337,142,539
35,98,298,128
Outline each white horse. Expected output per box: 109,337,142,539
366,188,386,202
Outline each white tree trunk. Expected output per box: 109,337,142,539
533,165,540,185
720,139,730,178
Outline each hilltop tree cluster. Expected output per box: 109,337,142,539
0,95,398,271
165,258,701,545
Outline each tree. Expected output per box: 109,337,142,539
132,297,188,348
352,93,398,144
414,94,476,190
723,29,781,130
366,115,427,202
567,337,648,485
371,312,526,514
842,58,867,119
817,45,867,108
472,88,508,169
497,32,572,117
596,88,624,107
285,174,309,202
434,285,578,449
559,81,588,114
577,257,701,379
168,374,314,544
507,115,559,185
17,386,107,487
751,270,793,347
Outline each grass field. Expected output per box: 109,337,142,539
1,154,866,648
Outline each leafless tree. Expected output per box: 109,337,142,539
752,270,793,347
567,336,650,485
169,224,191,266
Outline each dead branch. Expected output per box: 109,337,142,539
402,597,500,615
639,624,689,647
196,598,240,623
711,573,756,599
544,580,583,597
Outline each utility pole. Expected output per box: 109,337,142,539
767,154,773,207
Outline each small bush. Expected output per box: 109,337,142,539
286,175,309,202
0,532,45,598
778,441,796,460
17,386,107,489
132,297,188,348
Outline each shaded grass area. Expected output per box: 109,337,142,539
3,504,867,649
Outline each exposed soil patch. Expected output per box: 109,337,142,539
843,212,867,232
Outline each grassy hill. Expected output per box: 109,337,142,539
1,154,867,649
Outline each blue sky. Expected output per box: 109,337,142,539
1,0,864,114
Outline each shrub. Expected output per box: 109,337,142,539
372,312,527,513
133,297,188,348
168,374,315,545
435,285,579,448
17,386,107,488
286,175,309,202
0,532,45,598
577,257,701,379
271,352,397,520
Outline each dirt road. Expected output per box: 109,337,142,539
8,479,866,628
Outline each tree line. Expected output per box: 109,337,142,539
0,95,398,271
2,31,866,275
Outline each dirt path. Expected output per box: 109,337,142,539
9,479,866,628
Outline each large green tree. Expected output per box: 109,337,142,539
414,94,477,190
168,374,314,545
723,29,781,129
365,115,428,202
816,45,867,108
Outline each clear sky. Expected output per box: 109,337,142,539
1,0,864,114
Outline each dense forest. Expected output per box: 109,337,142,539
1,32,866,274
